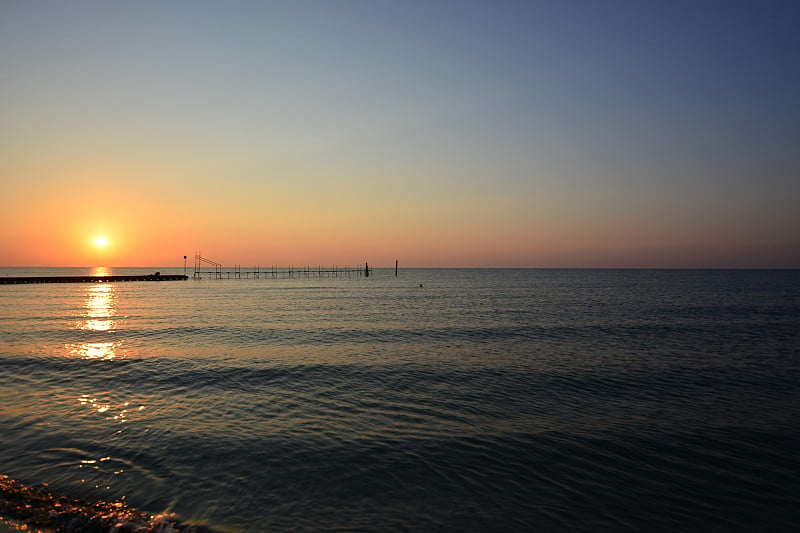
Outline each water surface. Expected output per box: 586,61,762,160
1,268,798,531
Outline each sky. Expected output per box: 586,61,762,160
1,0,799,268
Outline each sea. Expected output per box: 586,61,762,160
1,267,798,532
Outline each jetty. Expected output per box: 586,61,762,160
0,274,188,285
191,253,372,279
1,253,391,285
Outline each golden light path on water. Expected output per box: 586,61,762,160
52,267,143,498
66,267,118,361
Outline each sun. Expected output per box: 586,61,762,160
94,235,109,248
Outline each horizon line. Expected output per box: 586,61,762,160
2,265,799,271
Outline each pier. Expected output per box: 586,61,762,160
191,254,372,279
1,254,384,285
0,274,189,285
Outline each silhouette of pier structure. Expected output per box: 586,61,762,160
192,253,371,280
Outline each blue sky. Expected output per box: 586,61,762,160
2,1,799,267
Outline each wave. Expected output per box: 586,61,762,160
4,314,796,357
5,424,799,532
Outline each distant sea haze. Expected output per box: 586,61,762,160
1,268,798,532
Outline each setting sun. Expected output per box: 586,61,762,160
94,236,109,248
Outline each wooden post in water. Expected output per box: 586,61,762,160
365,262,369,277
395,259,398,276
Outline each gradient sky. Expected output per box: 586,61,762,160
2,0,799,267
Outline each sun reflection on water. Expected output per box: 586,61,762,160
84,283,116,332
67,268,120,360
92,266,111,277
67,341,118,360
76,394,139,422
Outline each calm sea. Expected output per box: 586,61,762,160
1,267,798,532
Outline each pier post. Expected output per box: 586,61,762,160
395,259,398,276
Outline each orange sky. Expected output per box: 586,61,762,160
2,2,799,268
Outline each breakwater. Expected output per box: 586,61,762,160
0,274,188,285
